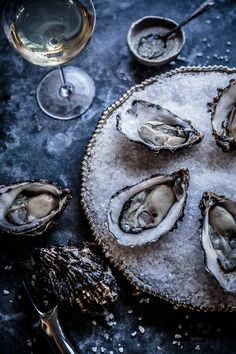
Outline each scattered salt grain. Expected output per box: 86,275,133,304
18,295,22,300
104,333,109,340
205,19,211,24
174,334,182,339
92,320,97,326
101,348,106,353
216,15,220,20
185,315,189,320
195,345,200,351
131,331,137,337
227,41,232,46
138,316,142,321
109,351,113,354
32,274,36,280
178,325,182,329
9,300,13,303
127,309,133,314
202,38,207,43
118,348,124,353
226,49,230,53
3,290,9,295
92,347,97,353
43,300,49,306
138,326,145,334
5,265,12,271
157,346,163,351
196,53,203,57
173,341,177,345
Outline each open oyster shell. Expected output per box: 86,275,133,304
208,79,236,152
106,168,189,247
32,245,118,313
0,180,72,236
199,192,236,292
117,100,203,154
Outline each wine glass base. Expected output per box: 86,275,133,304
36,66,95,120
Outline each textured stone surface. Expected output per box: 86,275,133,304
0,0,236,353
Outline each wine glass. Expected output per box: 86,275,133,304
3,0,96,120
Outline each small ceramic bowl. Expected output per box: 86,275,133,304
127,16,185,67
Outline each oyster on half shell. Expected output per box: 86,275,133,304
0,180,72,236
106,168,189,247
199,192,236,292
208,79,236,152
117,100,203,154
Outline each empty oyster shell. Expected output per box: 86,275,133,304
117,100,203,153
32,245,118,313
208,79,236,151
107,168,189,247
199,192,236,292
0,180,72,236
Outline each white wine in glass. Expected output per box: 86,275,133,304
3,0,96,120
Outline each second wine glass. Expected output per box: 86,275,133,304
3,0,96,120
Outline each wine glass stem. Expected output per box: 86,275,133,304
58,65,73,98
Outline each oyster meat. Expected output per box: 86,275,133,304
107,168,189,247
32,245,118,313
208,79,236,151
117,100,203,153
199,192,236,292
0,180,72,236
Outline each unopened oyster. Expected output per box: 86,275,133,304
208,79,236,151
117,100,203,153
0,180,71,236
199,192,236,292
107,168,189,247
32,245,118,313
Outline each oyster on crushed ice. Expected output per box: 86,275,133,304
117,100,203,153
0,180,72,236
199,192,236,292
32,245,118,313
208,79,236,151
106,168,189,247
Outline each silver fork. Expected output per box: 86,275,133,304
23,281,80,354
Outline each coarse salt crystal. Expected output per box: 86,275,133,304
138,326,145,334
195,345,200,350
175,334,182,339
118,348,124,353
92,320,97,326
3,290,9,295
127,309,133,314
92,347,97,352
101,348,106,353
131,331,137,337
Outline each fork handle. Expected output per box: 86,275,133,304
40,306,80,354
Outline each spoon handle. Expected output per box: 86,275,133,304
162,0,215,41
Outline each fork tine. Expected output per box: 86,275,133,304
22,280,44,316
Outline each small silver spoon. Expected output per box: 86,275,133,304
160,0,214,42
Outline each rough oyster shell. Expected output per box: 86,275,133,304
0,180,72,236
117,100,203,153
208,79,236,152
107,168,189,247
199,192,236,292
32,245,118,313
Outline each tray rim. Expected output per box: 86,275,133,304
81,65,236,312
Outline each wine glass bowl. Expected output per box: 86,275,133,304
3,0,96,120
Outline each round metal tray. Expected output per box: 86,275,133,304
81,66,236,312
